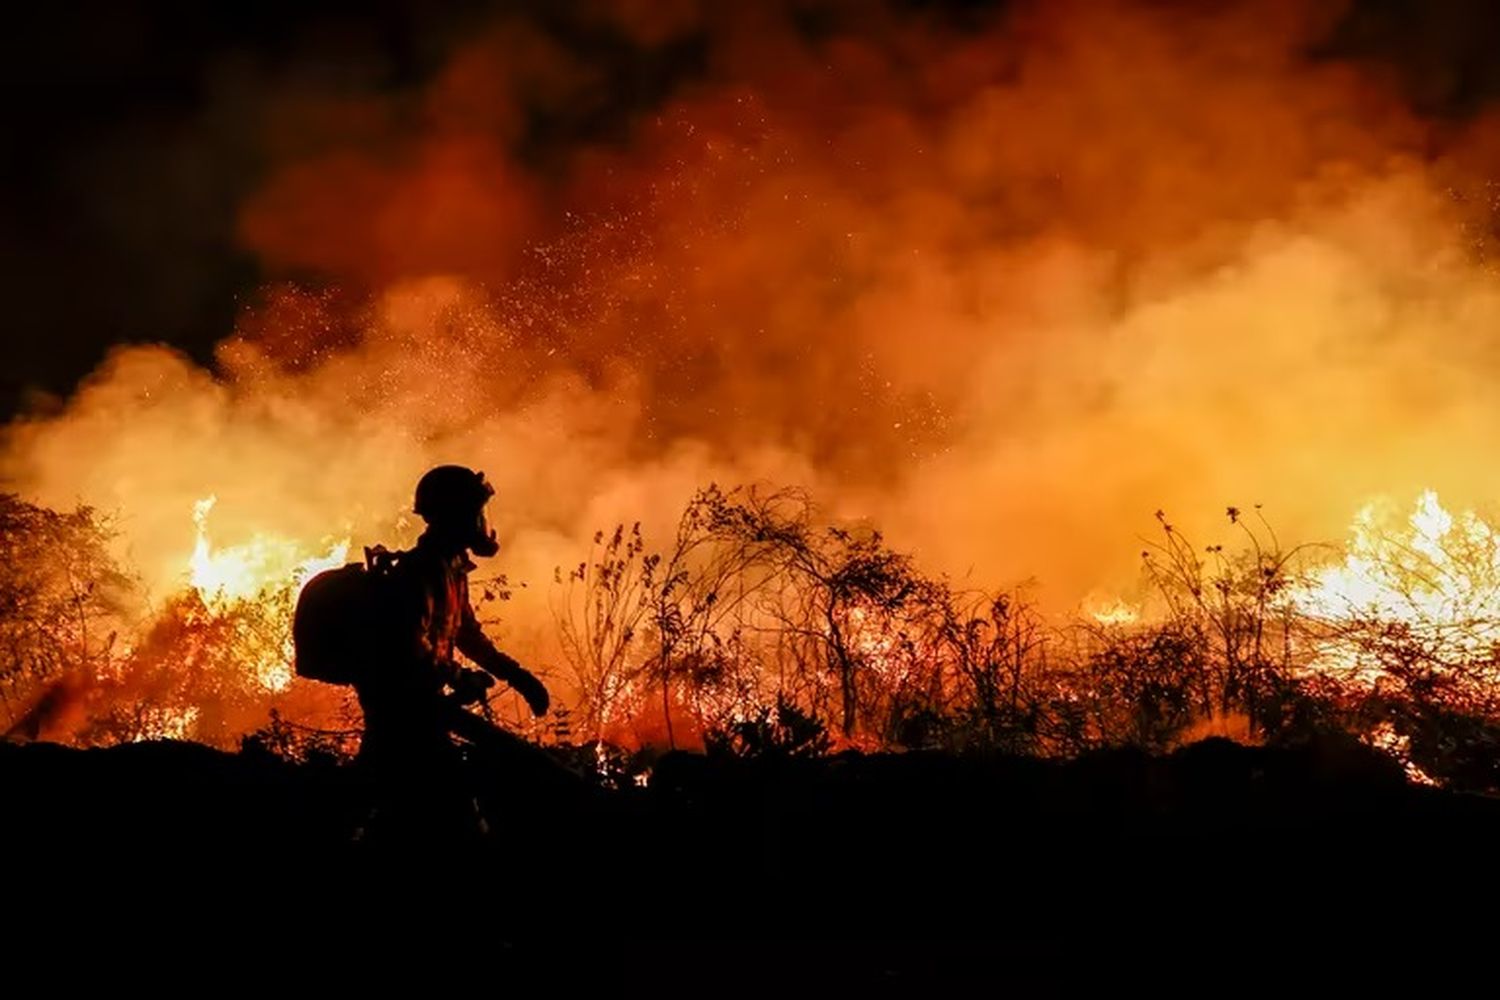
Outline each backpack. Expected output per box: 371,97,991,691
292,546,402,686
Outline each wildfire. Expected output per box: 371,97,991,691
1364,721,1439,787
1288,490,1500,685
133,705,202,743
186,495,349,691
189,495,349,605
1087,597,1140,627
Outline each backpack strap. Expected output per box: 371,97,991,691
363,544,406,576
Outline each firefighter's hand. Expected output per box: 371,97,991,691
451,668,495,706
507,668,550,717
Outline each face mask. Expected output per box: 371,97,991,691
470,511,500,557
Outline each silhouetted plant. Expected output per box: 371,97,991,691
931,588,1050,753
705,695,830,760
688,485,944,738
242,708,358,765
0,495,135,739
554,523,654,737
1134,505,1316,739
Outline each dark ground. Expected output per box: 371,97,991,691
4,734,1497,987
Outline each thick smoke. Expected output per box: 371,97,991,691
7,0,1500,693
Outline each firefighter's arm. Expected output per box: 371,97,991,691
457,606,549,716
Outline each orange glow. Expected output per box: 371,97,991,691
8,1,1500,753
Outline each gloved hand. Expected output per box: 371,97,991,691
506,667,550,717
450,668,496,706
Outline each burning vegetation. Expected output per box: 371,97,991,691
7,480,1500,794
8,0,1500,791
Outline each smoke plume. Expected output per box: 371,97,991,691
8,0,1500,715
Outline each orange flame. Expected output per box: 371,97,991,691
188,495,349,606
185,495,349,692
1290,490,1500,686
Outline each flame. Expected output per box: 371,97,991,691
1364,721,1438,787
846,604,911,683
1087,598,1140,627
186,495,349,692
132,705,202,743
1289,490,1500,685
189,495,349,605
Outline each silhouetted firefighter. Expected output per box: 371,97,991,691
293,464,551,843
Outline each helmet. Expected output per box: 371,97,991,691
413,466,499,555
414,465,494,521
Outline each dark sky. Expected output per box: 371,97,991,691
0,1,493,418
4,0,1500,420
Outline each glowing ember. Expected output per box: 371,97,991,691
1087,598,1140,627
133,705,202,742
1365,721,1438,787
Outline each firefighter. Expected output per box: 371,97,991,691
353,464,549,842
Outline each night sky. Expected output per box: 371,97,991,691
4,0,1500,420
